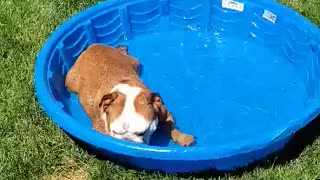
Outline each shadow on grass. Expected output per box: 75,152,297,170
68,115,320,179
178,115,320,179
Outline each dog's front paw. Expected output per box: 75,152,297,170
178,134,195,147
172,130,195,147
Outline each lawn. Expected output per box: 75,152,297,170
0,0,319,179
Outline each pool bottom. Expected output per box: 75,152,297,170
127,24,308,147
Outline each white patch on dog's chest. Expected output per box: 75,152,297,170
109,83,157,143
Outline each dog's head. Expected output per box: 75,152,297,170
98,84,168,144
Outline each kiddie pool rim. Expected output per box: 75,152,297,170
34,0,320,161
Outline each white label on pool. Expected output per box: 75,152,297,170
263,10,277,23
222,0,244,12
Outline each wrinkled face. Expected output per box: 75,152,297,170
100,84,158,144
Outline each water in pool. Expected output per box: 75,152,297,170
68,18,308,147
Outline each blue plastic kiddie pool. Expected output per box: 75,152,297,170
35,0,320,173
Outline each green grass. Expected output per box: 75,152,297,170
0,0,319,179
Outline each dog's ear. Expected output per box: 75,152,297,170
116,45,128,56
151,93,164,111
151,93,172,122
99,92,118,112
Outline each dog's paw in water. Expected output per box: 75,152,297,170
172,130,195,147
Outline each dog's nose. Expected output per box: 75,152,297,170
124,136,144,144
135,131,145,137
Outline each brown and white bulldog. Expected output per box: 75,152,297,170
65,44,194,146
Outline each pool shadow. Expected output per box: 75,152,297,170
68,132,173,173
67,115,320,178
149,122,174,147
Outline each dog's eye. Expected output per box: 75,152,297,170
112,130,125,135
